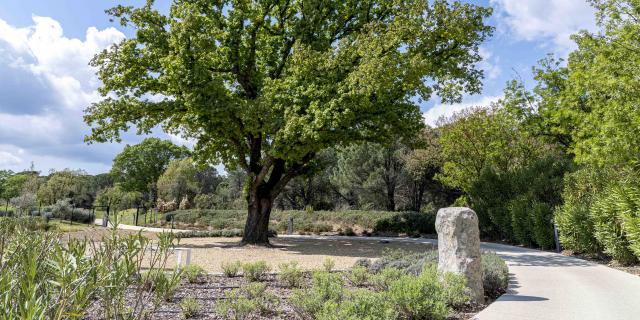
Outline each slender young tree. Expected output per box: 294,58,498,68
86,0,493,244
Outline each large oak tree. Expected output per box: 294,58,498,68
85,0,493,244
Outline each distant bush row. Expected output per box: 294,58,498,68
165,209,437,236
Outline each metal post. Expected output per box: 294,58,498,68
135,206,139,226
70,205,74,226
288,217,294,235
553,221,561,253
103,206,109,227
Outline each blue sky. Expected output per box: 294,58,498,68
0,0,598,174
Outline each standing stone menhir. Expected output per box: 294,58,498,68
436,207,484,303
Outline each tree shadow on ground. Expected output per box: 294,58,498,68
497,252,594,267
177,237,436,259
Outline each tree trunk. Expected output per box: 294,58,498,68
242,189,274,245
386,181,396,211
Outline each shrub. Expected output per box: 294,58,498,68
217,283,279,319
387,266,453,320
216,289,258,320
242,283,279,315
242,261,271,282
243,282,267,299
342,226,356,236
441,272,469,308
146,270,182,302
368,249,437,275
316,289,396,320
221,261,242,277
531,202,555,249
555,167,604,254
182,264,205,283
509,196,533,246
482,252,509,299
591,188,638,264
0,210,14,217
194,194,216,209
301,221,333,234
347,266,369,287
290,271,344,316
177,229,243,238
50,199,95,224
373,211,436,235
180,297,200,318
278,262,304,288
369,267,404,291
353,258,371,269
322,258,335,272
0,220,180,319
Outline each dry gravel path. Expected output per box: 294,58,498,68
96,223,640,320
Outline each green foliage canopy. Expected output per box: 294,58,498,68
86,0,492,193
110,138,189,197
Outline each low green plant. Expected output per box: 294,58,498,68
322,258,335,272
347,266,369,287
182,264,205,283
316,289,397,320
241,282,279,315
242,261,271,282
180,297,200,318
217,282,279,319
442,272,470,308
243,282,267,299
216,289,258,320
149,270,183,302
387,265,463,320
221,260,242,277
482,252,509,298
368,249,438,275
278,261,304,288
370,267,404,291
290,271,344,316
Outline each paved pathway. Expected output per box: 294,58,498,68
96,224,640,319
93,218,189,233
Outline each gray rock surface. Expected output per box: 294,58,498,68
436,207,484,303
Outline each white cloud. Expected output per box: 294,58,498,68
0,150,22,167
491,0,596,54
478,47,501,80
0,16,127,173
423,95,501,127
167,132,197,149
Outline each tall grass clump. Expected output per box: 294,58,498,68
0,217,181,319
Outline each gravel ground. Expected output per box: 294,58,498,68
171,237,436,272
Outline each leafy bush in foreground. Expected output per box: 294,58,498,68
278,262,304,288
358,249,509,299
182,264,205,283
591,185,639,264
481,252,509,299
316,289,397,320
242,261,271,282
221,261,242,278
0,217,180,319
388,266,467,320
180,297,200,318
